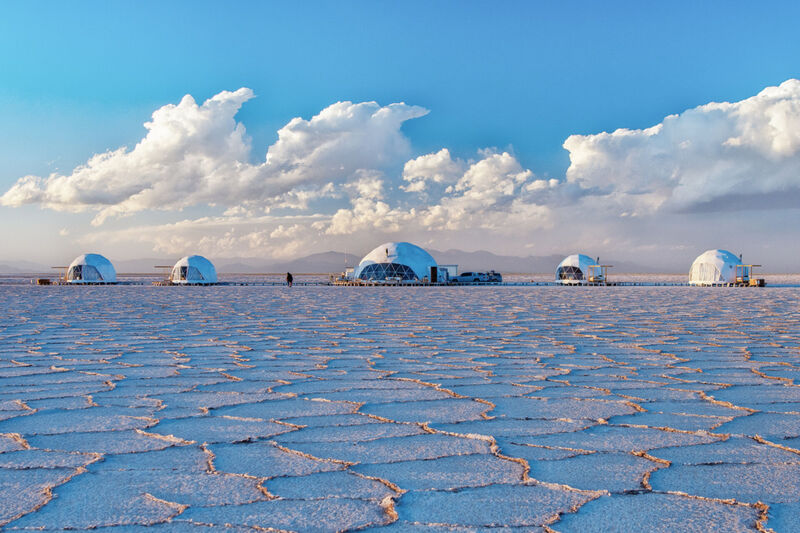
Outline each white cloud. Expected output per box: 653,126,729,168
342,171,387,201
428,151,536,229
7,80,800,268
0,90,428,225
328,150,553,234
326,197,415,236
265,101,427,182
265,183,338,212
1,89,255,224
526,178,560,192
76,149,556,257
563,79,800,213
401,148,465,192
4,90,560,258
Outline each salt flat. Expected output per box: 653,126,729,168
1,285,799,531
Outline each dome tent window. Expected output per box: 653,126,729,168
173,265,205,282
69,264,101,281
557,265,584,281
358,262,418,281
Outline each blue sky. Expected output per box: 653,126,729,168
2,1,800,269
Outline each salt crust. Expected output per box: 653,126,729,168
0,285,798,530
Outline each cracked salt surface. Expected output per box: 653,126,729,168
1,286,799,531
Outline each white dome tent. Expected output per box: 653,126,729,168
689,249,742,285
66,253,117,284
353,242,441,282
170,255,218,285
555,254,599,284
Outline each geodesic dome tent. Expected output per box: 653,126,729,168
170,255,218,285
555,254,597,284
66,253,117,284
689,249,740,285
353,242,438,281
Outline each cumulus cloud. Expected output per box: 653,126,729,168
1,89,255,223
8,80,800,263
563,78,800,213
401,148,465,192
74,147,556,257
0,90,428,224
265,101,427,182
327,150,553,235
426,151,536,228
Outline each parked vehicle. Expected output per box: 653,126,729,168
451,270,502,283
487,270,502,282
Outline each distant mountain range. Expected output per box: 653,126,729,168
0,260,57,274
0,250,659,275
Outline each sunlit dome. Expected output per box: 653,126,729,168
170,255,218,285
66,253,116,284
689,249,740,285
555,254,597,284
354,242,437,281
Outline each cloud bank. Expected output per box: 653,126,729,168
4,80,800,260
1,90,428,225
564,78,800,214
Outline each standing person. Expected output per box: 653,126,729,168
286,272,293,287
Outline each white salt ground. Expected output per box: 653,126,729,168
0,285,799,531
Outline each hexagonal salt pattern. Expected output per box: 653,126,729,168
0,285,798,531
